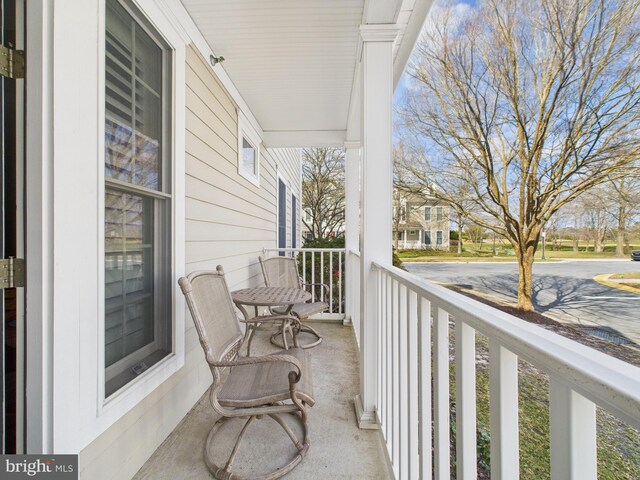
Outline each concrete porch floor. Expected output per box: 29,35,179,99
133,322,392,479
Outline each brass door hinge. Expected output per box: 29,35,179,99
0,257,25,288
0,44,25,79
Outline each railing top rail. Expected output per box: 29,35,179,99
263,247,346,253
372,261,640,429
348,249,361,257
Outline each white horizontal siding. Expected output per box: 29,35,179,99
183,45,300,289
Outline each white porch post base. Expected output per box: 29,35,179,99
354,394,379,430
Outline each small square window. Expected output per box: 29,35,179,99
242,138,256,175
238,115,261,186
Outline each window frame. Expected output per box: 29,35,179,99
291,192,298,249
436,230,444,245
97,0,186,417
237,114,261,187
276,171,288,253
436,206,444,221
424,206,431,222
103,0,174,398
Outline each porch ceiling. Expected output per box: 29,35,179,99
180,0,432,147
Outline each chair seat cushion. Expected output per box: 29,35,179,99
218,348,315,408
272,301,329,319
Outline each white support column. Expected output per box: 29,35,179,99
354,24,398,429
344,140,360,327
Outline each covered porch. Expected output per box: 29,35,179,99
29,0,640,478
133,322,391,479
138,0,640,478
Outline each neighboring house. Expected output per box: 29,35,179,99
393,189,450,250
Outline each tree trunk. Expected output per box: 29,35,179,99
516,247,535,312
595,232,603,253
457,225,463,254
616,206,626,257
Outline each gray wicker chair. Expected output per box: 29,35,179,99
179,266,315,480
259,255,328,349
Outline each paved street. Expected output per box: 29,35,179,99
405,260,640,345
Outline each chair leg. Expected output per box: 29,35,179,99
270,321,322,349
204,411,310,480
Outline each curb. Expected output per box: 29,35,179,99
593,274,640,295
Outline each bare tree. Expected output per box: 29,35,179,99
399,0,640,310
608,172,640,256
301,148,345,240
570,185,611,252
466,223,486,250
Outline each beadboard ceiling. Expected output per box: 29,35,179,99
180,0,429,146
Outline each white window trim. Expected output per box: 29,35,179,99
238,113,261,187
436,230,444,245
95,0,186,434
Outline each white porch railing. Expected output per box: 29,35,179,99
262,248,345,320
372,261,640,480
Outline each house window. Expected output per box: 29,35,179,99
424,207,431,222
399,206,406,223
436,206,443,221
238,115,261,186
291,194,297,249
278,178,287,255
436,230,443,245
104,0,172,397
424,230,431,245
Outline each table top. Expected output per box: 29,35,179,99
230,286,311,306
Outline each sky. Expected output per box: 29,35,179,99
393,0,477,142
394,0,476,105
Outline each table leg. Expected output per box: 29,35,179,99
236,303,258,356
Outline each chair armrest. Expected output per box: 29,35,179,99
211,352,302,377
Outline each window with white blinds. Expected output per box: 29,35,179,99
104,0,172,397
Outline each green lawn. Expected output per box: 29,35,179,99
451,335,640,479
397,248,635,263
